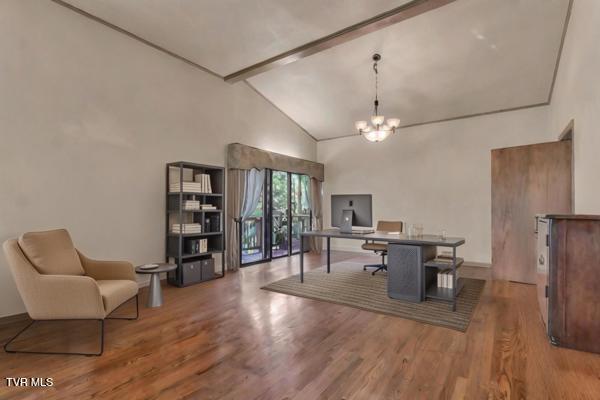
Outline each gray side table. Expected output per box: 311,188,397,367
135,263,177,307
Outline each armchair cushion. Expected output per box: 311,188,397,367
18,229,84,276
97,280,138,315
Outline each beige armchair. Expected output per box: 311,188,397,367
2,229,138,356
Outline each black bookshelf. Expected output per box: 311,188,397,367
165,161,225,287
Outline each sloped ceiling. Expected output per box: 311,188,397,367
61,0,413,76
58,0,571,140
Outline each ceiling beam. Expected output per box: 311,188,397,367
224,0,456,83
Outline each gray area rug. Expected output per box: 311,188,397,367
262,262,485,332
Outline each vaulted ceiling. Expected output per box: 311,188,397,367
58,0,571,141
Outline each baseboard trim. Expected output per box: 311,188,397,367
0,312,29,325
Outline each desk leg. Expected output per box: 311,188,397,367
300,235,304,283
327,237,331,273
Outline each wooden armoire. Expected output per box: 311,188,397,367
535,215,600,353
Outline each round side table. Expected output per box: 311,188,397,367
135,263,177,307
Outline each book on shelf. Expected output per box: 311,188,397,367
438,251,454,259
194,173,212,193
436,268,459,289
169,184,204,193
185,238,208,254
171,223,202,234
203,215,221,232
431,257,454,265
183,200,200,209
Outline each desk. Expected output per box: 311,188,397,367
300,229,466,310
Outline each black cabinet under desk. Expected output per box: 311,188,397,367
387,244,436,302
387,243,464,305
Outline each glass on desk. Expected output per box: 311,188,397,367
440,229,447,241
413,223,424,238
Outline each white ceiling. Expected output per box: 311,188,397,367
61,0,570,141
249,0,570,140
63,0,413,76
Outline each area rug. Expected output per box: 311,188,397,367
261,262,485,332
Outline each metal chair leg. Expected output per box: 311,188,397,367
364,253,387,275
106,294,139,320
4,319,104,356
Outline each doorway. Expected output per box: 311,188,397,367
240,170,311,266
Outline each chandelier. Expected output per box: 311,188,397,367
355,53,400,142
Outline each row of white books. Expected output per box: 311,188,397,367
182,200,217,210
186,238,208,254
197,239,208,253
169,182,205,193
183,200,200,210
171,223,202,234
194,174,212,193
437,269,459,289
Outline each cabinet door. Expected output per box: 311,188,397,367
536,218,549,329
491,141,572,283
549,219,600,353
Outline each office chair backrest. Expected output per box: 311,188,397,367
376,221,403,233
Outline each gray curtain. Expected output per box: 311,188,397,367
226,169,246,271
227,168,265,271
241,169,265,220
309,177,323,253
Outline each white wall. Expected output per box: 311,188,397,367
317,107,553,263
0,0,316,317
547,0,600,214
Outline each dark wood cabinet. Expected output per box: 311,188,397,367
535,214,600,353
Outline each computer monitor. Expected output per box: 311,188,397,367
331,194,373,233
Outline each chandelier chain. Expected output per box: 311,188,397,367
355,53,399,142
373,59,379,115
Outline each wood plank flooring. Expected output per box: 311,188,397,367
1,251,599,399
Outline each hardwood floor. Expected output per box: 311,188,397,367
1,251,599,399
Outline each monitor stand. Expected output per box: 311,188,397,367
340,209,353,234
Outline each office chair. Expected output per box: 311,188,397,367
362,221,403,275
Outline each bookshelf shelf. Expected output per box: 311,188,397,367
167,232,223,237
423,257,464,269
167,250,223,260
167,210,223,214
425,278,465,301
422,252,463,310
168,192,223,197
166,161,226,287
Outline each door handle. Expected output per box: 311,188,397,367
538,255,545,265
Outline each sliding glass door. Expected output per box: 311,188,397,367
271,170,289,258
240,170,269,265
240,186,268,265
291,174,311,254
240,169,311,266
